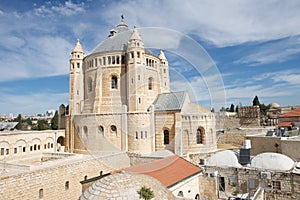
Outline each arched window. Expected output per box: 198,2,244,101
39,189,43,199
116,56,120,64
108,56,111,65
141,131,143,139
136,131,138,139
88,78,93,92
148,77,153,90
164,130,169,144
111,125,117,134
197,128,204,144
111,76,118,89
195,194,200,200
98,126,104,135
145,131,147,138
65,181,69,191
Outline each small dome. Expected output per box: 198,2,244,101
270,102,280,108
206,150,242,168
250,152,294,171
79,172,175,200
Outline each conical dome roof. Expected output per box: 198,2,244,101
130,27,142,41
72,39,84,53
158,49,167,60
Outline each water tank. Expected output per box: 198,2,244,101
239,148,251,165
243,140,251,149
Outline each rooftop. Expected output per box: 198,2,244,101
123,155,201,188
153,91,186,112
250,152,295,171
280,107,300,118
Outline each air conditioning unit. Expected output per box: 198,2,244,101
261,172,271,179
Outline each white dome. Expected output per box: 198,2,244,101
206,150,242,168
250,152,294,171
79,172,175,200
270,102,280,108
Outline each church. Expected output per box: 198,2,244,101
61,17,217,156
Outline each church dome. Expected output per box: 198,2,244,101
92,18,131,54
79,172,175,200
269,102,280,109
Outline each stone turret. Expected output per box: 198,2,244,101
158,49,170,93
127,27,147,112
69,39,85,115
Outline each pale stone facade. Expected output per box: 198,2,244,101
63,18,217,156
0,152,130,200
0,130,65,161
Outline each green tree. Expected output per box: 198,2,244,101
138,186,154,200
14,114,23,130
253,96,260,106
229,104,235,112
51,111,58,130
33,119,50,130
260,103,270,116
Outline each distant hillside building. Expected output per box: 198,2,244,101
61,17,217,156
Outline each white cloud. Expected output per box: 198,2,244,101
102,0,300,47
0,36,72,82
222,69,300,106
34,0,85,17
235,36,300,65
257,70,300,85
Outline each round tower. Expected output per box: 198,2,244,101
69,39,84,115
126,27,147,112
158,49,170,93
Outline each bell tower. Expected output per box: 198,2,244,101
126,27,147,112
69,39,85,115
158,49,170,93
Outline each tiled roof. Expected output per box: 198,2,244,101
280,107,300,118
277,121,293,126
124,155,201,188
153,91,186,112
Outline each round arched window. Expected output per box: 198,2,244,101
111,125,117,132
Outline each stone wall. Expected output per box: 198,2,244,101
0,130,65,162
217,116,243,145
204,165,297,200
246,135,300,161
0,152,130,200
238,106,260,127
244,136,281,156
127,152,162,166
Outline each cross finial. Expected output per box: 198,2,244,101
121,14,124,20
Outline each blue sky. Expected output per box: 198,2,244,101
1,0,300,116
